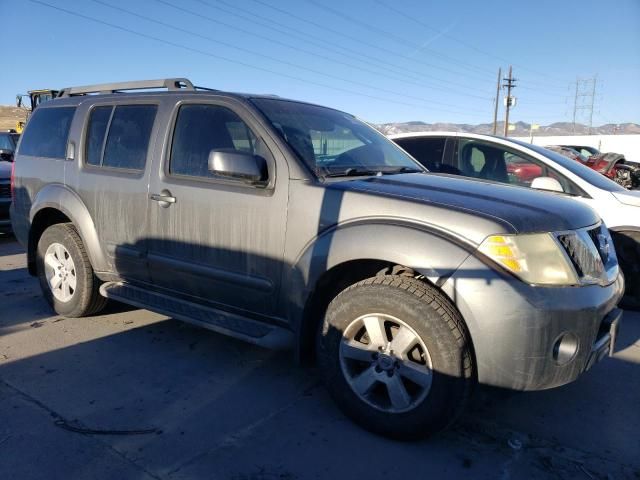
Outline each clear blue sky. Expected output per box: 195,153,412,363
2,0,639,125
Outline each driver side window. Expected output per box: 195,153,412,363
169,104,267,179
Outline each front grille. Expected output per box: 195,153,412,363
0,183,10,199
587,226,610,264
557,230,604,282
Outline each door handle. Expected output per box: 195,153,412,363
149,190,176,208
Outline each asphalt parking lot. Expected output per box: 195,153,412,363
1,233,639,480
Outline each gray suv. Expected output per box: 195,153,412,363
11,79,623,439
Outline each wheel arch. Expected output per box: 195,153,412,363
28,184,107,275
288,221,474,363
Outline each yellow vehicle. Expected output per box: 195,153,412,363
15,89,60,133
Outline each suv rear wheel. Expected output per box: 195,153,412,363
318,275,474,439
37,224,107,317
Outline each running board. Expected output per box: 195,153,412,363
99,282,293,350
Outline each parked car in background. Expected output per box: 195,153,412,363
548,145,639,190
0,130,19,233
390,132,640,307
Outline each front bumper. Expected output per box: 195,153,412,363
442,254,625,391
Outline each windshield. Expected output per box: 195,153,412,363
0,133,17,152
250,98,425,177
513,140,626,192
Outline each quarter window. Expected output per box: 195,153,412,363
170,104,265,179
18,107,76,158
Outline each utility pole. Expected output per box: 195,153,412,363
572,76,598,134
492,67,501,135
503,65,516,137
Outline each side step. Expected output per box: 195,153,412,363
100,282,293,350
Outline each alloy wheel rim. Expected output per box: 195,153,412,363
44,243,77,302
339,313,433,413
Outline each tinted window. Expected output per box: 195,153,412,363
85,106,113,166
456,139,508,182
102,105,157,170
0,133,16,151
170,104,266,178
18,107,75,158
394,137,445,171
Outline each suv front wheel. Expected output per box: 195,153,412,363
318,275,474,439
37,223,107,317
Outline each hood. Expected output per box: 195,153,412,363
332,173,600,234
612,190,640,207
0,161,12,179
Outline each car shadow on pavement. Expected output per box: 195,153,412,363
1,309,638,480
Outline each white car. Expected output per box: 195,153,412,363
389,131,640,306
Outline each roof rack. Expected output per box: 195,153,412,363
58,78,195,97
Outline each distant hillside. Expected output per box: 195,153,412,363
0,105,26,131
376,121,640,136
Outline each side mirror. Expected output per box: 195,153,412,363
531,176,564,193
208,149,267,184
0,149,14,162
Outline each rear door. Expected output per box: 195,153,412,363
68,101,159,282
146,98,289,315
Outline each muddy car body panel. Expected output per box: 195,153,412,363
10,80,625,436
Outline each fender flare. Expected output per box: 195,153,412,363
30,183,109,272
287,219,475,346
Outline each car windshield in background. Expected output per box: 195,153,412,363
514,140,627,192
0,133,17,152
251,98,424,177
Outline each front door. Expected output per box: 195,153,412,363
146,99,289,315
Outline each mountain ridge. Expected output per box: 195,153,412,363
375,121,640,136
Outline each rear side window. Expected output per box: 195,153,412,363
86,106,112,166
18,107,75,158
170,104,264,179
85,104,157,170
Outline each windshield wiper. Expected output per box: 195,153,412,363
323,168,382,178
322,166,423,178
380,166,423,175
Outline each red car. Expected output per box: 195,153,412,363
547,145,639,189
505,153,542,185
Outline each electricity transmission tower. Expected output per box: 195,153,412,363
572,76,598,134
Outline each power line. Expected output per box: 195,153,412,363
249,0,494,87
305,0,496,79
150,0,489,112
305,0,496,78
184,0,493,101
27,0,489,119
373,0,570,88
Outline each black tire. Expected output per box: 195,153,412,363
36,223,108,318
611,230,640,310
318,275,475,439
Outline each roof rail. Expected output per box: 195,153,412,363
58,78,194,97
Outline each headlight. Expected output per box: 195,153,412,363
478,233,579,285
